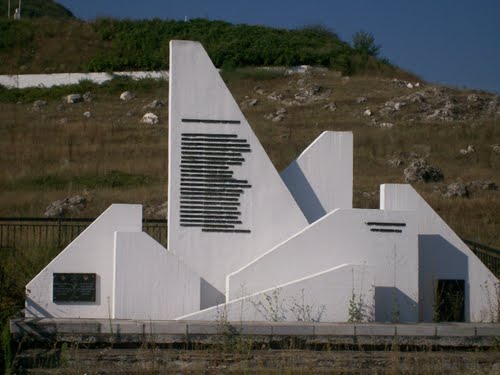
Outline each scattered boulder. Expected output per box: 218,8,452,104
356,96,367,104
240,98,258,109
83,111,92,119
144,99,164,109
323,102,337,111
387,158,404,167
404,158,443,183
459,145,476,155
406,83,414,89
491,144,500,154
379,122,394,129
294,85,331,103
120,91,135,101
466,180,497,191
267,91,284,101
363,109,372,116
265,108,287,122
32,100,47,110
141,112,159,125
64,94,82,104
444,182,469,198
83,91,93,103
44,195,87,218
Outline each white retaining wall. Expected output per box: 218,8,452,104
0,71,169,89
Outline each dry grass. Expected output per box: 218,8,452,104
0,70,498,246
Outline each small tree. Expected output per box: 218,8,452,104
352,30,381,57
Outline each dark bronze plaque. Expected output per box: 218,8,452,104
53,273,96,303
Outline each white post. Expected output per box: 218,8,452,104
7,0,11,18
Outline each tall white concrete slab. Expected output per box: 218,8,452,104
179,264,375,322
113,232,200,320
168,40,308,307
26,204,142,318
227,208,419,322
380,184,499,322
281,131,353,223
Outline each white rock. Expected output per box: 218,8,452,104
120,91,134,101
141,112,159,124
363,109,372,116
459,149,468,155
65,94,82,104
406,83,414,89
415,82,421,87
467,145,476,153
379,122,394,128
83,111,91,118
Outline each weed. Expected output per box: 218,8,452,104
252,289,287,322
290,289,326,322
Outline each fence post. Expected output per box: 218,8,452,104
57,219,62,248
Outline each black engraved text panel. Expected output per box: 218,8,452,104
53,273,96,303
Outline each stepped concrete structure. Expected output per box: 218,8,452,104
25,41,498,323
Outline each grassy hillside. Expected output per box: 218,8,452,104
0,69,498,247
0,17,413,78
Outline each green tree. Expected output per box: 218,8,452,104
352,30,381,57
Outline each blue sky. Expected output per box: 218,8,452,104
58,0,500,94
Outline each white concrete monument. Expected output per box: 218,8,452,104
25,40,498,323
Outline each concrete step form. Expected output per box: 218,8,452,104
10,318,500,349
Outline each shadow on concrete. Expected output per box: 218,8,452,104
375,287,418,323
418,234,469,322
281,161,326,224
200,278,225,310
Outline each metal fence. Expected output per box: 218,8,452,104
0,217,168,250
0,217,499,278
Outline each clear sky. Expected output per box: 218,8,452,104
58,0,500,94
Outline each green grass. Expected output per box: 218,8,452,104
2,171,158,191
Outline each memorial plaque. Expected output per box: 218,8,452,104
53,273,96,303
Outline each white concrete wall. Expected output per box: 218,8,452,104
380,184,499,322
168,40,308,308
0,71,169,89
178,264,375,322
281,131,353,223
25,204,142,318
227,208,419,322
113,232,200,320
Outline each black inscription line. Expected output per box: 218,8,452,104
365,222,406,227
181,147,251,153
202,229,251,233
182,118,241,124
370,228,403,233
182,133,238,138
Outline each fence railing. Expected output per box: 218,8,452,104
0,217,168,250
462,239,500,279
0,217,498,278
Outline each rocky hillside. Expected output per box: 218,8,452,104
0,66,498,246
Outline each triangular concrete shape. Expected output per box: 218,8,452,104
167,40,308,307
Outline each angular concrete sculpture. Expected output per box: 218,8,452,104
25,40,498,323
168,40,308,308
